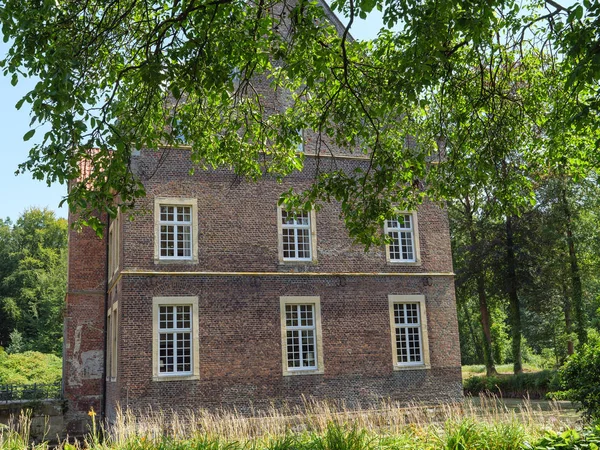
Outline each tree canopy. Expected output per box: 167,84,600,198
0,208,67,356
0,0,599,243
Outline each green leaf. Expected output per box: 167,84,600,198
23,129,35,141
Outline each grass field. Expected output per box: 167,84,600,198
462,364,543,380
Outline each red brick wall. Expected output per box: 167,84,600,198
101,147,462,419
109,274,460,415
124,149,453,274
64,213,107,434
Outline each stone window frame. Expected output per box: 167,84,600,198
108,210,120,280
280,296,324,376
154,197,199,264
152,296,200,381
384,212,421,265
277,206,318,263
388,294,430,370
112,301,119,381
105,301,119,381
297,129,304,153
106,308,112,381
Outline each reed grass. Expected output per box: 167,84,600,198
0,395,581,449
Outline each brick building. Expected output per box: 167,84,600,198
62,4,462,435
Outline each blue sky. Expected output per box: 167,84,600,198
0,13,384,223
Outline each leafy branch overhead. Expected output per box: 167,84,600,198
0,0,599,244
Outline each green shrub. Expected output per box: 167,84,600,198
463,370,558,398
551,332,600,421
0,350,62,384
438,419,525,450
523,426,600,449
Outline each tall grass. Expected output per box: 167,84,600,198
0,396,580,449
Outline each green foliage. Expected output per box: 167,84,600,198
551,331,600,421
310,425,375,450
0,208,67,355
1,0,599,247
0,350,62,384
463,371,559,399
437,419,525,450
524,426,600,450
6,329,24,354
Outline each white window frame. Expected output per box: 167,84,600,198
297,129,304,153
154,197,198,264
389,295,430,370
108,211,120,280
107,301,118,381
152,296,200,381
384,212,420,264
280,296,324,376
277,206,317,263
106,309,112,381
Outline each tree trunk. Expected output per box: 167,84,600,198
562,281,574,356
506,216,523,374
464,195,497,376
462,301,485,363
561,187,586,346
476,273,498,376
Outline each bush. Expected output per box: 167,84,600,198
463,370,558,399
551,332,600,421
0,349,62,385
524,426,600,449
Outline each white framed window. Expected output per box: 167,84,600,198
297,129,304,153
154,198,198,263
105,300,119,381
277,207,317,262
389,295,430,369
106,310,112,380
280,296,324,375
152,296,200,381
384,213,420,264
108,211,120,279
111,302,118,380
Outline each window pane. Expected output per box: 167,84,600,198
158,304,194,375
159,333,174,373
387,215,415,261
160,306,174,329
160,206,174,222
287,330,301,367
176,332,191,372
394,303,423,365
398,214,411,229
176,306,191,329
159,204,193,259
284,303,317,370
301,329,316,367
280,209,312,260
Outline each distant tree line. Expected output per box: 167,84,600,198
0,208,67,356
452,175,600,373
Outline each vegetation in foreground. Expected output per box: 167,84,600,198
0,397,587,449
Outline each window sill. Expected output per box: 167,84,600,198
152,374,200,382
278,260,319,266
154,258,198,265
387,260,422,267
393,364,430,371
283,368,324,376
